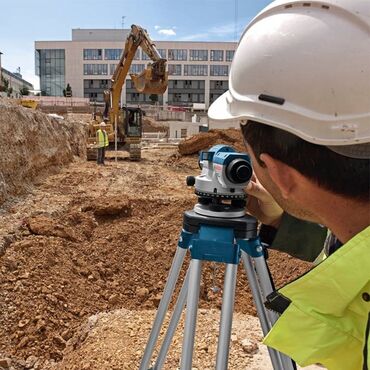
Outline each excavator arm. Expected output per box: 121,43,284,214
104,24,168,124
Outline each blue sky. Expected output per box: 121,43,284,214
0,0,273,90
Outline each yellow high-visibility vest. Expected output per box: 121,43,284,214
264,226,370,370
96,129,109,148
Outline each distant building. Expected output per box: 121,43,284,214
35,29,236,108
1,67,34,97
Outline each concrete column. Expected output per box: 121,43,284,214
163,88,169,107
204,78,210,109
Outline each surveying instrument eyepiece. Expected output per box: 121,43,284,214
140,145,296,370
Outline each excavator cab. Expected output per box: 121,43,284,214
122,107,142,138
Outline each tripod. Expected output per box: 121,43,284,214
139,206,296,370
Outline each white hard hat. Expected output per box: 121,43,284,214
100,121,106,127
208,0,370,157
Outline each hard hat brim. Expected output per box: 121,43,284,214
208,91,237,121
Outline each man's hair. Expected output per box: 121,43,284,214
241,121,370,202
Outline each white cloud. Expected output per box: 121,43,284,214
157,28,176,36
154,25,161,30
178,33,209,41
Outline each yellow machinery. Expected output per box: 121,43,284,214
87,24,168,161
19,99,39,109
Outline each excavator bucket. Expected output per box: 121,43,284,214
131,62,168,95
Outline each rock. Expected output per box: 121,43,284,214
150,293,162,307
108,294,119,305
0,358,11,369
136,287,149,298
61,329,73,341
231,334,238,342
18,319,30,328
25,355,38,369
53,335,66,349
240,338,258,354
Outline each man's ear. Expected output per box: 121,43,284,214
259,153,297,199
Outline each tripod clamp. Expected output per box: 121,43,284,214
179,210,265,264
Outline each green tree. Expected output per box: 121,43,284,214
63,83,72,97
19,86,30,96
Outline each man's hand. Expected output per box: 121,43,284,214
245,176,283,228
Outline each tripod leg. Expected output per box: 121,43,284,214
180,259,202,370
153,270,190,369
241,251,286,370
253,255,297,370
140,246,187,370
215,263,238,370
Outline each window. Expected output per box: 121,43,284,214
181,129,187,138
133,49,141,60
168,49,187,61
168,65,182,76
184,65,208,76
105,49,122,60
210,50,224,61
110,64,118,75
189,50,208,61
226,50,235,62
142,48,166,60
83,49,103,60
83,64,108,75
130,64,145,74
210,65,229,76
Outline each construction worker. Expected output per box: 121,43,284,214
96,121,109,165
208,1,370,369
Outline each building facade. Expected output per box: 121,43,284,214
1,67,34,97
35,29,236,108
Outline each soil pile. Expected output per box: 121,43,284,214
143,116,168,133
178,129,244,155
0,99,87,205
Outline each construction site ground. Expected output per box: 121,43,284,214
0,104,319,369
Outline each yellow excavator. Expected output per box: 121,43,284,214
87,24,168,161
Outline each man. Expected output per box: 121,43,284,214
208,1,370,369
96,121,109,165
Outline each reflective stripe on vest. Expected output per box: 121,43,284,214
264,226,370,370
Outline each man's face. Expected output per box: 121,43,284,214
246,143,319,223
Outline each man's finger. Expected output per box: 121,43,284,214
245,181,270,201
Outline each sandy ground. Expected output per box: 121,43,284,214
0,148,317,369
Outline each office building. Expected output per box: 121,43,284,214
35,29,236,108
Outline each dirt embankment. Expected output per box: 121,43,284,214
178,129,245,155
0,98,87,205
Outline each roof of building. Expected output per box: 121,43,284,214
1,67,34,89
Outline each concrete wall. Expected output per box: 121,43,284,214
168,121,203,139
208,118,240,130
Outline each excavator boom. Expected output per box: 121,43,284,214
106,24,168,122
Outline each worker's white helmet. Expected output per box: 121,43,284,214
208,0,370,158
100,121,106,127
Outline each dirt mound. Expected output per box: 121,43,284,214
143,116,168,133
178,129,244,155
0,100,87,205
